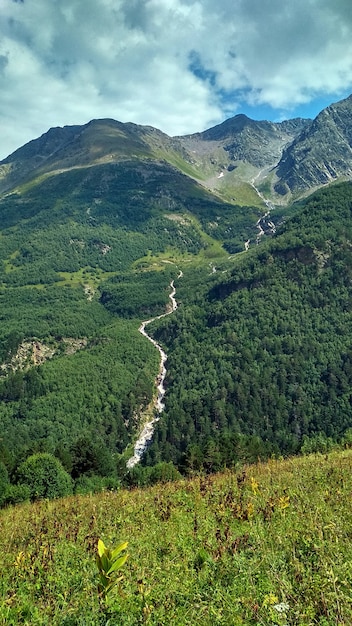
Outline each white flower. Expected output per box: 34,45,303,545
273,602,289,613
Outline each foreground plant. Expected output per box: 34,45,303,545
96,538,128,604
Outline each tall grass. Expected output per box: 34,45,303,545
1,450,352,624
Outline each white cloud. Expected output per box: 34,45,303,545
0,0,352,158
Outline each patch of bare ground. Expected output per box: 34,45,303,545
0,337,88,374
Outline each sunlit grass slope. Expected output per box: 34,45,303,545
1,449,352,625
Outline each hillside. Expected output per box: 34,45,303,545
1,449,352,625
144,181,352,471
177,115,309,202
274,94,352,197
0,133,261,483
0,97,352,494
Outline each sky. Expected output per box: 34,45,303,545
1,0,352,159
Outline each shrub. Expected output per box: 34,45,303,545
17,452,73,500
3,483,31,506
149,461,182,484
301,433,336,455
0,462,9,506
74,474,121,495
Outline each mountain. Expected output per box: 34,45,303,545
179,114,308,168
2,97,352,626
1,95,352,492
274,94,352,196
0,118,193,195
2,94,352,208
0,114,306,208
0,115,264,478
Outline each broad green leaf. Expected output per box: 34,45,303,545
107,553,128,575
101,554,109,572
97,539,106,558
111,541,128,560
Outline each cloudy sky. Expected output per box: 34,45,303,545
1,0,352,159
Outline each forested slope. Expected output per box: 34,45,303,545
144,182,352,471
0,151,260,492
1,151,352,493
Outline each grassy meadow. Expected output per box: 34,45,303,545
1,450,352,625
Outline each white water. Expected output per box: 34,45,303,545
244,171,276,249
126,274,182,468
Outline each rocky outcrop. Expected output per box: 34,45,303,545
275,94,352,195
180,115,308,169
0,338,87,375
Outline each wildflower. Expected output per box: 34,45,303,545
277,495,290,509
273,602,289,613
263,592,279,607
250,476,259,495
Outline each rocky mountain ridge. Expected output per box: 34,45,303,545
1,93,352,205
274,94,352,196
179,114,308,169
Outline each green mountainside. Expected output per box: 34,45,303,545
0,119,193,194
0,98,352,496
145,181,352,471
2,94,351,207
0,130,262,485
0,115,305,208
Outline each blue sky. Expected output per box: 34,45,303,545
1,0,352,159
240,92,352,123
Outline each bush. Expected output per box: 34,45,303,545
3,483,31,506
74,474,121,495
126,461,181,487
301,433,336,455
0,462,10,506
149,462,182,484
17,453,73,500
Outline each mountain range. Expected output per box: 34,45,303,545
1,93,352,205
0,93,352,484
2,93,352,626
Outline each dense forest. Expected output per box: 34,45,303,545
144,182,352,471
0,160,352,501
0,157,262,501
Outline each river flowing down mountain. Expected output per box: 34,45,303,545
126,275,181,468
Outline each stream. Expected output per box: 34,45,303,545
126,274,181,468
246,171,277,248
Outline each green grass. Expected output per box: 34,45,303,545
1,450,352,624
56,268,119,288
153,149,203,180
131,213,229,272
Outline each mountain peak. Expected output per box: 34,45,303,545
275,93,352,195
1,92,352,203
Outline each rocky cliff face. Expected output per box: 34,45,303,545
275,94,352,195
1,94,352,205
180,114,308,169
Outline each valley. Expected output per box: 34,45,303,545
0,93,352,493
127,276,181,468
0,91,352,625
